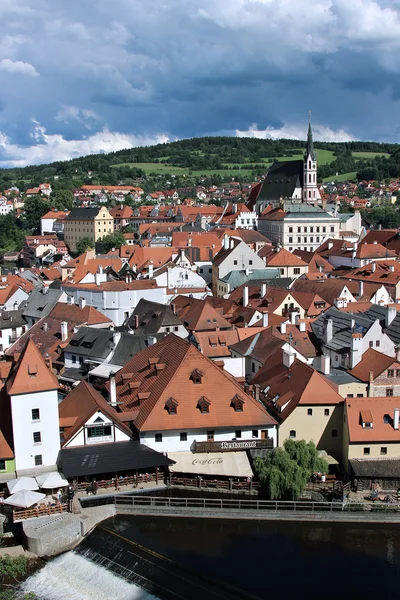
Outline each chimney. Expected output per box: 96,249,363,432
43,322,48,332
368,370,374,397
133,314,139,328
261,283,267,299
262,312,269,327
253,383,260,401
61,321,68,342
243,285,249,307
358,280,364,298
320,354,330,375
233,203,237,214
394,408,399,430
283,349,294,369
280,322,287,335
95,271,102,286
224,235,230,250
299,320,306,332
113,331,121,346
109,373,117,407
326,318,333,343
230,238,235,249
148,261,154,279
290,310,297,325
386,305,397,328
328,242,333,250
371,262,376,273
390,264,395,273
44,354,52,372
79,297,86,309
322,198,327,211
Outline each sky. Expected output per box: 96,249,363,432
1,0,400,167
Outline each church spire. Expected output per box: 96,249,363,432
305,112,316,161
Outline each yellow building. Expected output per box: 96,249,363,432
64,207,114,253
252,348,345,462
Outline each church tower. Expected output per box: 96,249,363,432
303,117,320,203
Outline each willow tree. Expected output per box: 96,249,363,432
253,440,329,500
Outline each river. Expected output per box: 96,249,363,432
19,515,400,599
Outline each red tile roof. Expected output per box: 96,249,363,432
7,338,59,396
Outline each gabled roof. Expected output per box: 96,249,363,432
253,349,343,422
349,348,397,382
7,338,59,396
346,397,400,443
59,381,132,445
172,296,232,331
23,287,63,320
127,298,184,334
293,250,334,273
311,306,375,352
257,160,303,201
259,248,308,267
113,334,276,431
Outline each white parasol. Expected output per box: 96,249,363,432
7,477,39,494
36,472,69,489
4,490,46,508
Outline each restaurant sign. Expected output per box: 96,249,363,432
194,439,272,453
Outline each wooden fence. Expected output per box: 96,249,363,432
13,502,69,521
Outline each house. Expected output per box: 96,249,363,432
41,209,70,236
109,205,134,231
171,295,234,333
212,229,272,253
344,397,400,486
349,348,400,397
213,203,258,230
23,235,68,267
259,248,309,279
252,348,344,461
110,334,277,453
216,268,282,298
0,310,27,353
0,275,34,311
125,298,187,338
212,238,266,292
23,285,66,327
56,381,172,483
257,203,340,252
6,339,60,475
63,207,114,253
311,306,395,369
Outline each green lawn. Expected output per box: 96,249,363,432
111,162,190,175
323,171,357,183
352,151,390,159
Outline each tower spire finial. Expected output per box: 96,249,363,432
305,112,316,161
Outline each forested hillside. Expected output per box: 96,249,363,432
1,136,400,191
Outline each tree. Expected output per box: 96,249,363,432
23,196,50,231
51,189,74,210
253,440,328,499
0,552,36,599
76,237,93,255
100,232,126,252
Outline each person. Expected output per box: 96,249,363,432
56,489,62,502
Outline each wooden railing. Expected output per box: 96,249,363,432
13,503,69,521
170,476,259,491
74,472,158,493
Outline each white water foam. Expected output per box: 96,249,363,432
19,551,159,600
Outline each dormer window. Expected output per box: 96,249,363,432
165,397,179,415
197,396,210,413
191,369,203,384
360,410,373,428
231,395,244,412
28,364,37,378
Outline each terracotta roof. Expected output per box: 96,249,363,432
42,210,70,220
259,247,308,267
7,338,59,396
171,232,221,248
193,328,264,358
59,381,132,446
109,205,134,219
346,397,400,443
293,250,334,273
49,302,112,325
253,349,343,422
356,243,397,260
113,334,276,431
172,296,232,331
128,247,177,270
349,348,397,382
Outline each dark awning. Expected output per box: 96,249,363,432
57,441,174,478
350,459,400,479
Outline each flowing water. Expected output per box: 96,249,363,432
19,515,400,600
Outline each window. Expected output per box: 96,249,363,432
72,355,76,364
297,227,301,233
289,227,293,233
289,430,296,439
0,459,5,471
33,431,41,444
397,370,400,377
357,394,364,398
32,408,40,421
191,369,203,384
209,268,212,274
324,409,330,416
297,237,301,243
294,268,300,275
363,447,370,455
381,447,388,455
180,432,187,442
235,430,242,439
369,341,373,348
252,362,255,373
249,260,253,266
387,388,394,396
307,408,313,416
289,237,293,243
233,260,238,265
388,369,394,378
376,341,380,348
155,433,162,443
332,429,338,438
87,425,112,438
207,430,214,441
34,455,43,466
252,430,258,438
174,326,179,332
197,396,210,413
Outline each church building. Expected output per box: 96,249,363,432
248,120,321,216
